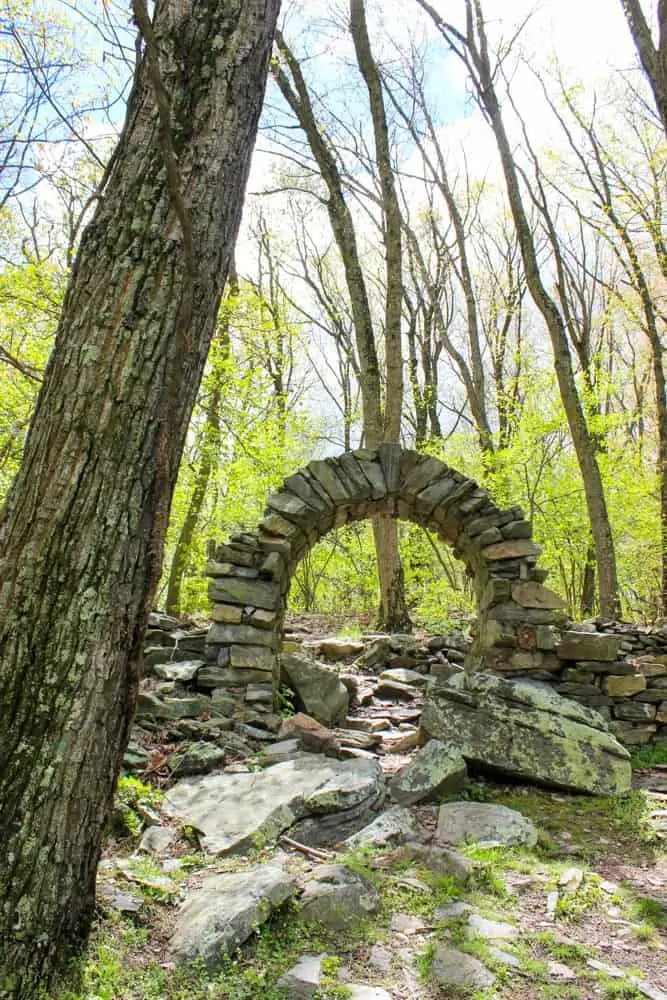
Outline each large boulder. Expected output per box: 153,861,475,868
297,864,379,929
421,672,631,795
170,865,297,966
281,652,349,726
164,753,385,854
389,741,467,805
436,801,538,848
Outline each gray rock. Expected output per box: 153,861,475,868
260,738,301,764
344,806,424,848
399,842,473,882
135,692,207,720
379,667,426,686
276,954,323,999
430,943,495,989
467,913,519,939
557,631,619,661
164,753,385,855
170,865,296,967
436,802,538,848
347,987,392,1000
169,742,227,777
282,652,349,726
389,741,467,805
368,944,392,972
346,983,391,1000
317,638,365,660
298,864,379,929
490,947,523,969
153,659,203,682
139,825,178,854
421,672,631,795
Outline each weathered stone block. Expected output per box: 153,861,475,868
656,702,667,723
261,511,308,542
488,602,566,625
206,623,275,648
634,658,667,677
602,674,647,697
501,519,533,539
400,456,453,499
208,577,280,610
213,543,256,567
377,442,403,493
248,608,278,630
266,492,319,526
198,666,272,687
229,645,275,671
467,510,512,537
610,722,657,745
413,476,457,517
476,526,503,547
210,603,243,625
346,451,386,499
556,632,619,662
206,560,259,579
390,742,467,805
481,539,541,561
307,460,351,504
511,582,566,610
613,701,656,721
281,472,330,511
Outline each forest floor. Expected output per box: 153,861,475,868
54,616,667,1000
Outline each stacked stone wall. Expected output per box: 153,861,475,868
482,619,667,746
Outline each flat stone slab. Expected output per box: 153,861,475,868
298,864,380,929
282,652,349,726
389,741,467,805
430,943,495,989
164,753,385,855
436,802,538,848
170,865,296,966
347,987,392,1000
557,630,619,661
467,913,519,939
276,954,323,999
344,805,424,848
421,671,631,795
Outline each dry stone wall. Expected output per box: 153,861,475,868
204,446,563,720
482,619,667,746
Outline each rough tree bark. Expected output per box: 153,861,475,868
620,0,667,136
0,0,280,994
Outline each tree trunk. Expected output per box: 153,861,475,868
373,517,412,631
165,387,221,617
0,1,280,994
620,0,667,137
417,0,621,617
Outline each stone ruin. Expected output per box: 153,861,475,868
203,446,562,704
188,445,665,748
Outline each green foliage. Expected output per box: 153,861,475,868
108,776,163,840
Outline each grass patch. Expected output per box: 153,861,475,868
630,743,667,770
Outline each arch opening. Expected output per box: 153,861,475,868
203,446,567,716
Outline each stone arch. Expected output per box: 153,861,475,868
203,446,567,715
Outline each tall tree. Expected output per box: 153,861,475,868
0,0,281,994
620,0,667,136
416,0,621,617
272,0,412,629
